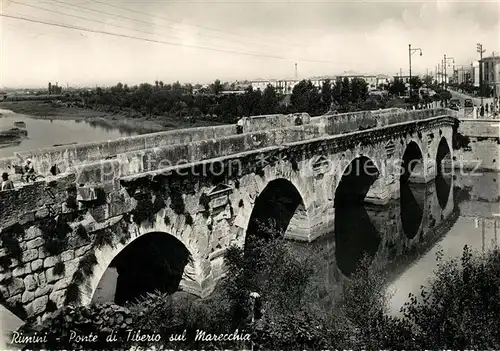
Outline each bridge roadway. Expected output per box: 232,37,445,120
0,107,457,326
0,107,455,181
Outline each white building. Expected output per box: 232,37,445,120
482,55,500,95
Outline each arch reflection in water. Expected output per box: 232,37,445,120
92,232,191,306
246,178,306,240
400,141,425,239
334,156,381,277
400,182,425,240
435,137,452,210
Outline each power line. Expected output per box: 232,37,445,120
88,0,309,48
0,12,339,64
46,0,298,52
10,0,262,54
36,0,286,56
9,0,167,39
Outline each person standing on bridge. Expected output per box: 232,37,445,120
1,172,14,191
236,117,246,134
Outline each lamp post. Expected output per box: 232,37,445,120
477,43,486,107
443,54,455,91
408,44,423,99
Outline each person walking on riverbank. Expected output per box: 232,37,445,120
1,172,14,191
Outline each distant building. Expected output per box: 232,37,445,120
248,79,300,94
482,55,500,95
393,75,411,83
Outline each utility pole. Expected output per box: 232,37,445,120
493,51,497,116
477,43,486,107
408,44,423,98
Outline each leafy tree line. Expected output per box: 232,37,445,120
18,227,500,350
76,77,372,124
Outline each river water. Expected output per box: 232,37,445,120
0,109,138,158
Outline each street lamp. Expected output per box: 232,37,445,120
477,43,486,107
443,55,455,91
408,44,423,99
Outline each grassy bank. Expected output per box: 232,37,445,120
0,101,226,134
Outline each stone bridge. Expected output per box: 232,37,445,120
0,108,457,321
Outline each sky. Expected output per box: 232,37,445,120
0,0,499,88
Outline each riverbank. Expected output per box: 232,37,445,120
0,127,27,148
0,101,226,134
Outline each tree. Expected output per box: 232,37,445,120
260,85,279,114
389,79,406,97
409,76,423,92
350,78,368,104
320,79,333,113
290,80,321,115
422,75,433,87
211,79,224,95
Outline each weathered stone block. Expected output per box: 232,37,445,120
43,256,59,268
26,237,45,250
0,285,9,299
52,276,72,292
46,268,58,283
31,259,43,272
38,247,47,259
35,207,50,219
31,296,48,315
7,278,24,296
23,263,32,276
12,266,25,277
19,211,36,225
49,289,65,307
34,285,51,299
22,290,35,304
0,271,12,283
24,227,40,240
24,275,37,291
75,245,92,257
64,259,79,277
21,249,38,263
61,250,74,262
37,271,47,287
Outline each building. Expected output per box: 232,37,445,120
376,74,390,88
393,75,411,83
248,79,300,94
454,65,474,85
482,55,500,95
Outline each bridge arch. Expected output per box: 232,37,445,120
79,220,201,307
334,155,382,277
245,177,312,243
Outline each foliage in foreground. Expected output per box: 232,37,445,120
18,238,500,350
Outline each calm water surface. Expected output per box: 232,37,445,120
0,109,138,158
387,171,499,315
